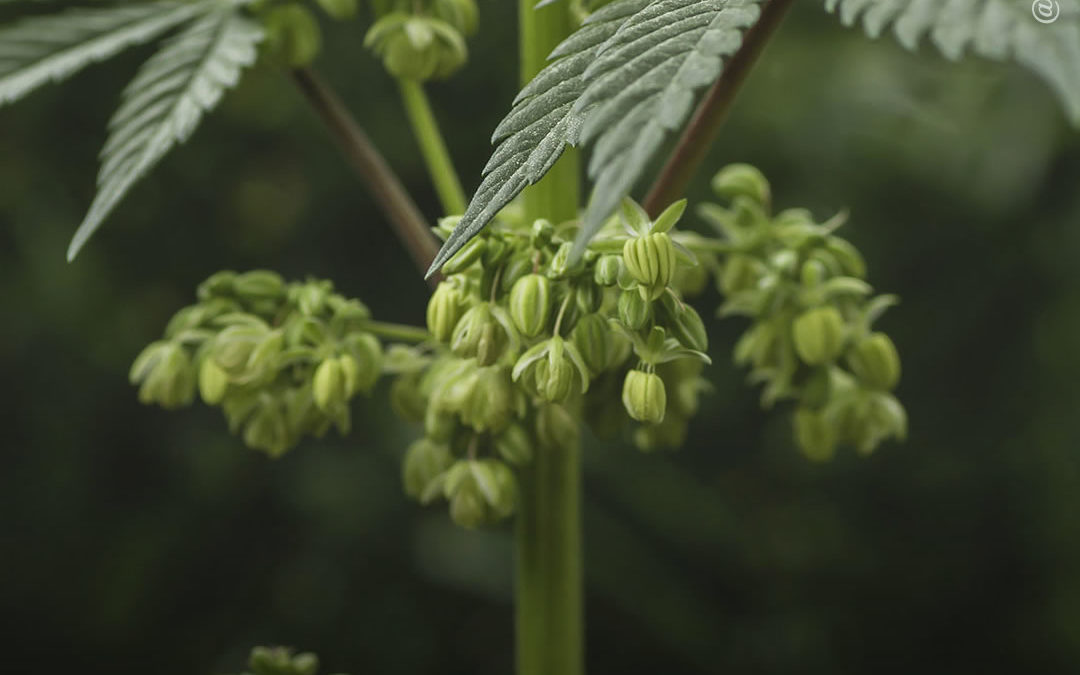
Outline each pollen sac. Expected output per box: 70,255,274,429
509,273,552,338
622,370,667,424
623,232,677,300
427,282,468,343
792,306,847,366
847,332,901,391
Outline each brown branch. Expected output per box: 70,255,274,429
642,0,796,217
291,68,440,286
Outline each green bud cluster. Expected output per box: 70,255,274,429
364,0,477,81
700,164,907,460
231,646,346,675
130,270,385,457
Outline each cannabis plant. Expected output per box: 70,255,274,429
2,0,1077,672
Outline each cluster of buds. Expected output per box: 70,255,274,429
364,0,477,81
700,164,906,460
256,0,360,68
233,646,336,675
130,271,384,457
393,199,711,526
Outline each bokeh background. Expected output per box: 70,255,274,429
3,2,1080,673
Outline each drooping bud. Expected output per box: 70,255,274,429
198,357,229,405
451,303,515,366
315,0,357,20
512,336,589,403
623,232,677,300
494,423,533,465
364,14,468,81
792,306,847,366
847,332,901,390
617,289,651,330
402,438,453,499
233,270,286,302
312,357,346,413
719,254,765,296
390,372,426,422
460,365,516,432
342,332,383,393
711,163,771,206
594,254,621,286
658,294,708,352
427,282,467,343
441,236,485,274
508,274,552,338
432,0,479,36
793,407,836,461
622,369,667,424
571,313,610,375
263,4,322,68
130,341,196,409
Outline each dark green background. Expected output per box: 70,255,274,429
3,2,1080,673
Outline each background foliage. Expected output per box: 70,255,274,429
3,2,1080,673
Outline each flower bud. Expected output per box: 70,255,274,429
233,270,286,301
658,294,708,352
342,332,383,393
793,407,836,461
197,271,237,301
500,256,532,294
198,357,229,405
494,423,533,465
427,282,468,343
433,0,478,36
536,403,579,449
291,653,319,675
402,438,453,499
847,332,901,390
549,241,577,278
571,313,609,375
312,357,346,413
719,254,765,296
263,4,322,68
792,306,847,366
243,400,290,456
460,366,516,432
365,15,467,81
509,274,552,338
711,163,770,206
130,341,196,409
575,283,602,314
531,219,554,248
512,336,588,403
623,232,677,300
390,372,426,422
442,236,485,274
617,289,651,330
594,254,621,286
315,0,357,20
622,370,667,424
451,303,492,359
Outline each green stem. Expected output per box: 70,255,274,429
359,320,430,343
397,79,468,216
516,3,583,675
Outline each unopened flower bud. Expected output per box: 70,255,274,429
198,357,229,404
390,372,426,422
433,0,478,36
595,254,621,286
130,341,196,409
509,274,552,337
617,289,651,330
461,366,516,432
402,438,453,499
342,332,382,393
571,313,609,374
792,306,847,366
263,4,322,68
494,423,533,465
659,294,708,352
793,407,837,461
711,163,770,206
196,271,237,301
233,270,286,301
536,403,579,449
312,357,346,412
719,254,765,296
622,370,667,424
427,282,468,343
531,219,554,248
623,232,677,300
847,332,901,390
442,236,485,274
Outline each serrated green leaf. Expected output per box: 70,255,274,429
0,2,207,106
826,0,1080,125
67,7,263,261
425,0,651,277
573,0,765,258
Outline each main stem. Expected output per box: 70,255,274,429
397,80,468,216
516,3,583,675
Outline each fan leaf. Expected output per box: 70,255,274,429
0,1,208,106
67,6,263,260
826,0,1080,124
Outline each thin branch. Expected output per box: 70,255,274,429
642,0,796,217
291,67,440,285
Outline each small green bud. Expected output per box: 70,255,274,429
711,163,771,206
427,282,468,343
342,332,383,393
198,357,229,404
432,0,478,36
719,254,765,296
500,256,533,294
233,270,286,301
622,369,667,424
658,294,708,352
847,332,901,390
365,14,467,81
243,400,291,456
617,289,651,330
312,357,345,412
130,341,196,409
291,653,319,675
197,271,237,301
801,260,828,289
531,219,554,248
263,4,322,68
494,423,533,465
403,438,453,499
390,372,426,422
595,255,621,286
315,0,357,20
793,407,836,461
460,366,516,432
549,241,576,278
575,283,603,314
571,313,609,375
442,236,485,274
536,403,579,449
508,274,552,338
623,232,677,299
452,303,515,366
249,647,292,675
792,306,847,366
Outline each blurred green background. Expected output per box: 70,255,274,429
3,2,1080,673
